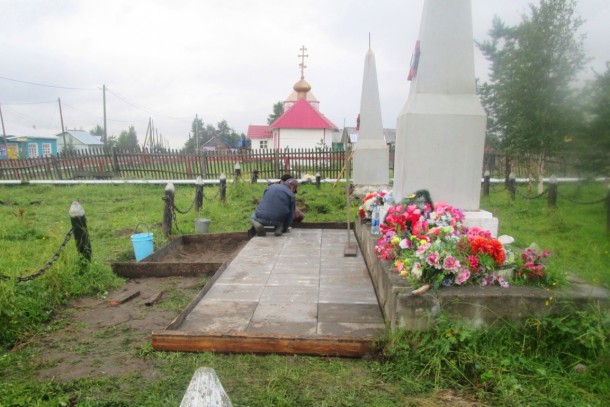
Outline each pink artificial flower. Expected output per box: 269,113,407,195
426,252,441,269
455,268,471,285
443,256,461,272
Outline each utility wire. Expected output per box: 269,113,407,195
0,75,99,91
1,100,57,105
105,88,189,123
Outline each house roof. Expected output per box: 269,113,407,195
58,130,104,146
247,125,272,139
270,99,337,130
201,136,231,149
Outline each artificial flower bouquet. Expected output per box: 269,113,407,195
358,191,387,220
373,199,551,290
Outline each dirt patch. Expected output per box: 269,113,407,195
34,275,208,382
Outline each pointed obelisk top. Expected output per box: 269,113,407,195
411,0,477,95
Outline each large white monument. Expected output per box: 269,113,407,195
353,47,389,192
393,0,497,234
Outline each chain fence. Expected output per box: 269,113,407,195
0,228,74,283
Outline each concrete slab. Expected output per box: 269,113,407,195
155,228,386,356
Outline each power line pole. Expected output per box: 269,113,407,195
58,98,67,153
0,103,9,154
103,84,107,145
195,114,199,153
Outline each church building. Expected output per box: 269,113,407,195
247,46,338,150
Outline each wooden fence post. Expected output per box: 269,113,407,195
606,183,610,235
219,173,226,204
547,175,557,208
111,147,120,176
509,173,516,200
162,182,175,237
200,150,208,179
483,170,490,197
51,155,62,180
195,176,204,213
69,201,91,261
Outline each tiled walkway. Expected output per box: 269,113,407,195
179,229,385,342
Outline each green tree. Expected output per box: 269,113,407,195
478,0,587,182
115,126,139,151
267,101,284,125
576,63,610,176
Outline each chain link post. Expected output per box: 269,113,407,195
69,201,91,261
162,182,175,237
252,169,259,183
509,173,516,200
316,171,321,189
219,173,227,204
606,183,610,235
483,170,490,197
195,176,204,213
547,175,557,208
234,162,241,179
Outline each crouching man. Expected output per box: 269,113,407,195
249,178,298,237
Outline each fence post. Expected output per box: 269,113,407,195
69,201,91,261
51,155,63,180
219,173,226,204
200,150,208,179
111,147,120,176
234,162,241,179
274,149,280,179
547,175,557,208
606,183,610,235
483,170,490,197
509,173,516,200
316,171,321,189
251,169,259,183
162,182,175,237
195,176,204,213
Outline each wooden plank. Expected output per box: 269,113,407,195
144,291,164,306
107,290,140,306
152,331,375,357
165,262,229,329
111,262,222,278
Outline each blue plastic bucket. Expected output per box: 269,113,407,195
131,232,154,262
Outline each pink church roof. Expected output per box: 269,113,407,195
270,99,337,130
247,125,272,139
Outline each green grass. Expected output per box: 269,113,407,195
481,181,610,288
0,181,609,406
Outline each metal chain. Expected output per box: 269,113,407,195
173,196,195,215
514,185,548,200
556,190,607,205
203,186,220,201
0,228,74,282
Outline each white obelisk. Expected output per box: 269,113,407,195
353,47,389,192
394,0,486,212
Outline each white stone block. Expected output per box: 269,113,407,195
180,367,232,407
462,210,499,237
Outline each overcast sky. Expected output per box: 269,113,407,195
1,0,608,148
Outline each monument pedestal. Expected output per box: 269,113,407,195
463,210,499,237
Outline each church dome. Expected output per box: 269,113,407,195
293,78,311,93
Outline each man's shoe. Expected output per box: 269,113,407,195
274,224,283,236
247,226,256,238
250,219,266,236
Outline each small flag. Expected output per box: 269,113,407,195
407,40,421,81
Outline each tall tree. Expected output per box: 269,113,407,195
576,63,610,176
90,125,104,139
267,101,284,125
478,0,587,182
115,126,139,151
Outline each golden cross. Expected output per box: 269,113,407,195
298,45,308,79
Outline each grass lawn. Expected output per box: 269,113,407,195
0,181,608,406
